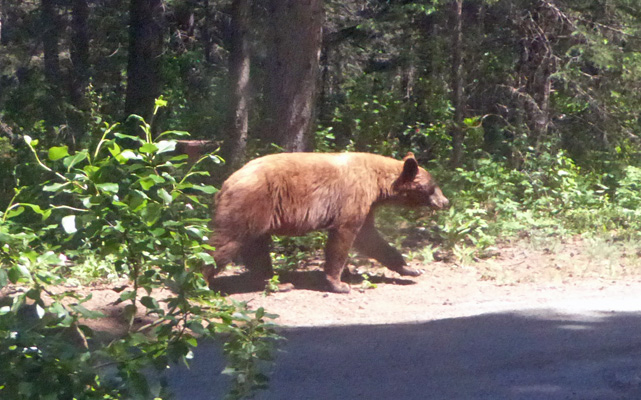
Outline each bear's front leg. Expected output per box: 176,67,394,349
354,218,422,277
324,228,358,293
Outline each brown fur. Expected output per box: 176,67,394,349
204,152,449,293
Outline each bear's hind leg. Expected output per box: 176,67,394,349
324,228,358,293
204,238,243,288
240,235,274,280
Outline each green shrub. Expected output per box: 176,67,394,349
431,148,626,259
0,136,17,210
0,105,280,399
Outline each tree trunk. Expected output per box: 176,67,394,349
69,0,90,143
516,3,554,148
124,0,163,123
0,0,5,45
450,0,465,167
70,0,89,105
201,0,218,65
221,0,250,170
318,40,330,127
41,0,63,131
263,0,323,152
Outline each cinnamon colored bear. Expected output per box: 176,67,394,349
204,152,449,293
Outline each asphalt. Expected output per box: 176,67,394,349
166,304,641,400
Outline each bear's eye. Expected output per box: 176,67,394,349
424,185,435,195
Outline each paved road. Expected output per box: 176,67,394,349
166,303,641,400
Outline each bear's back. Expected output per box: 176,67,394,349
214,153,401,235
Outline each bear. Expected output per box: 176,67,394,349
203,152,449,293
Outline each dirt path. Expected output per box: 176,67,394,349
166,237,641,400
24,236,640,399
226,237,641,327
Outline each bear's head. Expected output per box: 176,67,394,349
392,152,449,210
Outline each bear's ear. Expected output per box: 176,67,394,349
399,154,418,183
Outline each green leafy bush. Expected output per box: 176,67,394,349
0,108,280,399
0,136,17,209
431,148,624,259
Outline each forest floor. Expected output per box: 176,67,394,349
220,235,641,327
11,235,641,399
54,234,641,332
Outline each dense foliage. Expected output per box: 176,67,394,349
0,108,279,399
3,0,641,398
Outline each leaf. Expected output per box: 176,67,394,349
20,203,52,220
463,117,481,127
170,154,189,162
63,151,88,170
61,215,77,234
139,177,156,191
185,194,205,206
96,182,119,193
43,182,70,192
148,174,166,183
69,304,105,319
38,251,62,265
119,290,137,302
194,252,215,264
139,175,166,190
156,140,176,154
140,143,159,154
127,192,147,211
114,132,143,143
140,296,160,310
208,154,223,164
35,304,45,319
0,269,7,288
158,130,191,138
150,227,166,237
120,150,143,160
167,341,190,364
141,203,162,226
186,321,207,335
83,165,100,176
157,188,172,205
8,266,23,283
108,142,122,156
155,97,168,108
185,226,203,238
189,184,218,194
48,146,69,161
5,206,25,219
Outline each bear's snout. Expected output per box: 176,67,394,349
429,187,450,210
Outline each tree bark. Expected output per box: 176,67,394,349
124,0,163,123
221,0,250,170
450,0,465,167
70,0,89,106
516,4,554,148
263,0,323,152
69,0,90,143
0,0,5,45
41,0,63,131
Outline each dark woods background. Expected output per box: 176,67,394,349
2,0,641,218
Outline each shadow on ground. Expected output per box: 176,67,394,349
210,269,416,294
166,309,641,400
